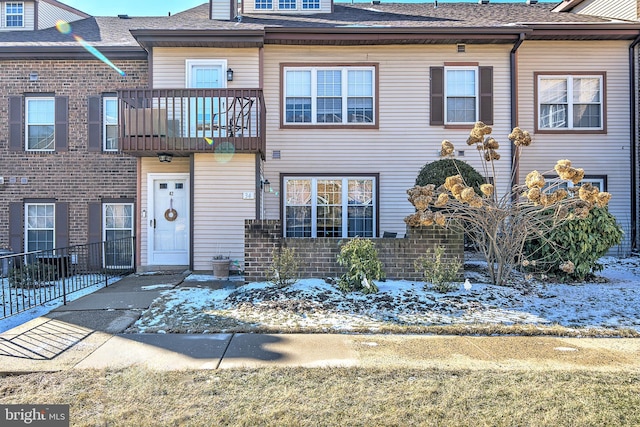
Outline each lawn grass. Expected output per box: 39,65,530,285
1,367,639,426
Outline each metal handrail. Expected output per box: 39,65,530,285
0,236,135,319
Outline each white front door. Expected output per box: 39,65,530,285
148,174,189,265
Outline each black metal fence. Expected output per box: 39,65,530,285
0,237,135,320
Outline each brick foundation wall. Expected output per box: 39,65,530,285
244,220,464,282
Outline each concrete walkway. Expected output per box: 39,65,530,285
1,273,640,374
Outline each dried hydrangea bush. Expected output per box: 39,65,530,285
405,122,613,287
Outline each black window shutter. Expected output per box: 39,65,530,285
88,202,103,244
9,96,23,151
55,202,69,248
9,202,24,252
479,66,494,125
55,96,69,152
430,67,444,126
87,96,102,152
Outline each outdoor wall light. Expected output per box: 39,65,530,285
227,68,234,81
29,72,38,81
157,152,173,163
261,179,271,192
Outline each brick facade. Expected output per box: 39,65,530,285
0,59,147,250
244,219,464,282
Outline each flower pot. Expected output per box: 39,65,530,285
212,258,230,279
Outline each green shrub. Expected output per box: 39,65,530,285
524,207,623,281
267,246,300,288
336,237,384,294
415,246,462,293
416,159,485,195
8,263,56,288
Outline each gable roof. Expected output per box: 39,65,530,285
1,1,639,56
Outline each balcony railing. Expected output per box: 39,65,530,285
117,88,266,158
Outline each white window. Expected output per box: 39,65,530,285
103,203,134,268
279,0,296,9
5,2,23,27
284,66,375,125
255,0,273,9
103,97,118,151
544,175,606,192
25,97,55,151
538,74,603,130
445,67,478,124
284,177,376,238
302,0,320,9
25,203,55,252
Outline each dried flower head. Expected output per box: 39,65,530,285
554,159,571,173
559,260,575,274
480,183,494,197
467,121,492,145
469,197,483,208
434,211,446,226
483,137,499,150
461,187,476,203
451,183,465,199
440,140,455,157
578,183,599,204
484,149,500,161
444,175,463,191
552,189,568,202
521,259,530,267
596,192,612,208
412,195,432,211
525,170,545,189
509,127,533,147
434,193,450,208
404,212,421,227
527,187,542,203
420,210,435,226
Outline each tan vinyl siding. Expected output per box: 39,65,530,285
262,44,512,237
517,40,632,253
0,1,33,31
572,0,637,21
139,158,190,267
37,0,84,30
243,0,331,14
152,47,260,88
192,153,257,271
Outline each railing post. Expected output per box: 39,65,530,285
103,240,109,288
62,273,67,305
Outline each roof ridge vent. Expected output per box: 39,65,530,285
478,0,489,4
526,0,538,4
371,0,381,4
117,14,130,19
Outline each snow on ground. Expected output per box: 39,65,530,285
0,276,122,333
128,255,640,334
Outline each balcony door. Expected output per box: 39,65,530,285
148,174,190,266
187,60,227,138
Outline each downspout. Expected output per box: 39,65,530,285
510,33,525,188
629,34,640,251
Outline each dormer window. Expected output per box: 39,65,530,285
5,2,23,27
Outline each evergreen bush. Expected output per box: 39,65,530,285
416,159,485,195
524,206,623,281
336,237,384,294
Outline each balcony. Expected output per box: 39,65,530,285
117,88,266,158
